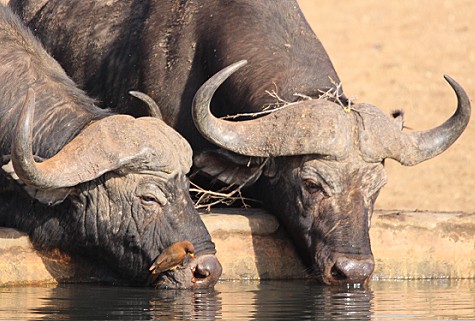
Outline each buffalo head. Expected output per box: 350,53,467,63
192,61,470,285
6,89,221,288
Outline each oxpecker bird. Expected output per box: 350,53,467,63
149,241,195,280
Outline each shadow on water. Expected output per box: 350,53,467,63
0,279,474,320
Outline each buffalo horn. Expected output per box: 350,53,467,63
192,60,352,158
129,90,163,119
392,75,470,165
360,75,471,165
11,88,170,189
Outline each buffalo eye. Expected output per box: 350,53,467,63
303,179,327,196
139,193,168,207
140,194,160,206
136,183,168,207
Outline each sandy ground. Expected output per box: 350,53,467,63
298,0,475,213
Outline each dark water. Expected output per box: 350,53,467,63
0,280,474,320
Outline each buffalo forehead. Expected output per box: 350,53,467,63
302,156,386,195
88,115,193,173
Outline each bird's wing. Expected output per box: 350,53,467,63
153,254,169,267
150,255,179,274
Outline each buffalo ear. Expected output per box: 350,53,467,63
391,110,405,131
193,149,264,186
1,160,71,206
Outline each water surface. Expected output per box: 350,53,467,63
0,279,473,320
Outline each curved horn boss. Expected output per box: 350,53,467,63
12,89,190,190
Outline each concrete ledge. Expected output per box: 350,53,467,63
201,208,305,280
0,228,60,285
370,211,475,280
0,210,473,285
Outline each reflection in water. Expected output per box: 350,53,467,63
0,280,473,320
150,288,222,320
251,281,372,321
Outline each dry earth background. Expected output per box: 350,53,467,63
1,1,473,213
298,0,475,213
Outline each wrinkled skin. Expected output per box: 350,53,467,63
0,5,221,288
257,156,385,283
10,0,471,285
1,170,219,287
70,172,218,286
193,120,386,284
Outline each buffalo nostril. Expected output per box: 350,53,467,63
194,267,210,279
331,257,375,283
193,254,222,286
330,264,347,281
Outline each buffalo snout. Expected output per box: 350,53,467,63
150,254,222,289
326,255,375,285
191,254,222,287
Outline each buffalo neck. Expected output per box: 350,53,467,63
141,0,345,150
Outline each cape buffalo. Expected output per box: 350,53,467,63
0,5,221,288
10,0,471,285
